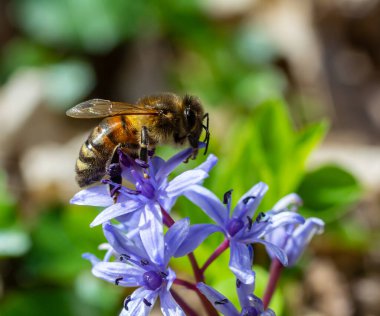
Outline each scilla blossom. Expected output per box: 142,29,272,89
175,184,305,284
71,147,217,227
84,218,190,315
74,146,325,315
265,194,325,266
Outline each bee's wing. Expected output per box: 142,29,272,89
66,99,159,118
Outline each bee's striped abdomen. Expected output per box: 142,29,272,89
75,116,139,187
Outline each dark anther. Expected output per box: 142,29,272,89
246,216,253,231
243,196,256,204
236,279,242,288
223,189,233,205
115,277,123,285
148,148,155,157
160,271,168,278
124,295,132,310
256,212,269,223
141,258,149,266
119,254,131,262
214,298,229,305
143,298,152,307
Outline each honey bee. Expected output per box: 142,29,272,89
66,93,210,187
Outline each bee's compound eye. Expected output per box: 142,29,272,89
185,108,196,130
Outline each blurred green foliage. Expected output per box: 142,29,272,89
0,0,365,315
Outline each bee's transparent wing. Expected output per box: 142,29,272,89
66,99,159,118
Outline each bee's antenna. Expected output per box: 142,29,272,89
202,113,210,155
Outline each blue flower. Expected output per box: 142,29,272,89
83,218,190,316
197,281,275,316
264,194,325,266
175,183,305,283
70,147,217,227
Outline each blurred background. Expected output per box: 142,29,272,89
0,0,379,315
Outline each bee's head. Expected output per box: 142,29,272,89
182,95,210,154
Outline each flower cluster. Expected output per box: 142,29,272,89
71,147,325,316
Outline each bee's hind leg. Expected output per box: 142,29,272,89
139,126,151,178
139,126,149,163
107,145,123,203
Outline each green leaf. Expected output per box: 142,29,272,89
208,98,327,212
1,289,73,316
297,164,362,222
12,0,146,53
0,171,17,227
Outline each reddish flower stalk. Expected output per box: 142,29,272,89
170,289,198,316
262,258,284,309
174,278,198,291
161,206,176,227
201,239,230,273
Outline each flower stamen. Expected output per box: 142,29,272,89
143,298,152,307
246,216,253,231
141,258,149,266
243,196,256,204
214,298,228,305
123,295,132,311
223,189,233,205
256,212,270,223
115,277,123,285
119,254,131,262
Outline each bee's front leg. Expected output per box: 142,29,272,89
139,126,151,179
191,147,198,159
107,144,123,203
183,147,198,163
139,126,149,163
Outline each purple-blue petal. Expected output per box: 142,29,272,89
195,154,218,173
229,241,255,284
120,287,157,316
70,185,113,207
164,218,190,266
149,156,165,177
197,283,239,316
233,182,268,219
265,226,287,249
184,185,228,226
165,267,176,291
92,262,144,287
82,253,101,266
103,223,149,261
155,147,193,182
285,218,324,266
256,239,288,266
158,196,177,213
236,279,255,308
159,289,186,316
139,203,164,266
272,193,302,212
265,212,305,233
90,200,143,227
174,224,222,257
166,169,208,197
